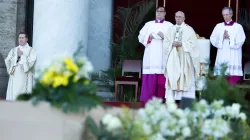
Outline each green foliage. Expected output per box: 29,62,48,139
229,121,250,140
200,65,250,122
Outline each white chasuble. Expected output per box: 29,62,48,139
5,43,36,100
210,22,246,76
138,20,173,74
163,23,200,100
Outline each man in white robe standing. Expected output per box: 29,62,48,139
163,11,200,101
138,6,173,102
5,32,37,100
210,7,246,85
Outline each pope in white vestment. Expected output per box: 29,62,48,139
163,11,200,101
138,7,173,102
210,7,246,85
5,33,36,100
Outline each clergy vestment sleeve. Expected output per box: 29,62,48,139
138,23,150,47
19,48,36,73
230,24,246,49
5,48,16,75
182,28,197,54
182,27,200,78
210,24,223,49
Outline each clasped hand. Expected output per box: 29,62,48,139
172,41,182,47
17,48,23,56
149,31,164,39
223,30,230,39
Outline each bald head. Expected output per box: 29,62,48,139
175,11,185,25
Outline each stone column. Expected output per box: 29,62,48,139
87,0,113,72
32,0,89,70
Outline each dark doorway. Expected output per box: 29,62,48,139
25,0,34,45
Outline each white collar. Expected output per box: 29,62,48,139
18,43,29,48
176,22,185,28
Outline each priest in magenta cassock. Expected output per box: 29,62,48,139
163,11,200,101
138,6,173,102
210,7,246,84
5,32,36,100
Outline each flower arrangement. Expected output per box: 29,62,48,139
17,56,102,113
87,98,250,140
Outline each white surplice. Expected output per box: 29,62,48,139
5,43,36,100
138,20,173,74
210,22,246,76
163,23,200,100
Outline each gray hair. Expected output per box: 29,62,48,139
175,11,185,18
222,7,233,15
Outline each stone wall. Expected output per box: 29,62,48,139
0,0,26,98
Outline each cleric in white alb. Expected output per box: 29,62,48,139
5,32,36,100
210,7,246,84
138,6,173,102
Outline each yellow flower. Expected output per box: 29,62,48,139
52,74,69,88
121,105,130,113
40,71,54,85
64,58,79,73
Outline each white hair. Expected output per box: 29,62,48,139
222,7,233,15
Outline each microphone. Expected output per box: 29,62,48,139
17,56,20,63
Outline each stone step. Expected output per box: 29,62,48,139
96,91,115,101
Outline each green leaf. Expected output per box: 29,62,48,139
86,116,100,137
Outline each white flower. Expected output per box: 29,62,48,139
148,97,163,107
225,103,241,119
148,133,166,140
211,101,226,117
102,114,122,131
202,118,230,138
231,103,241,117
83,58,94,72
167,102,178,112
178,118,188,126
145,104,155,115
138,109,148,120
160,118,180,136
102,114,113,125
142,124,152,135
211,100,224,109
174,109,185,118
182,127,191,137
194,100,210,118
76,56,94,79
239,112,247,121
